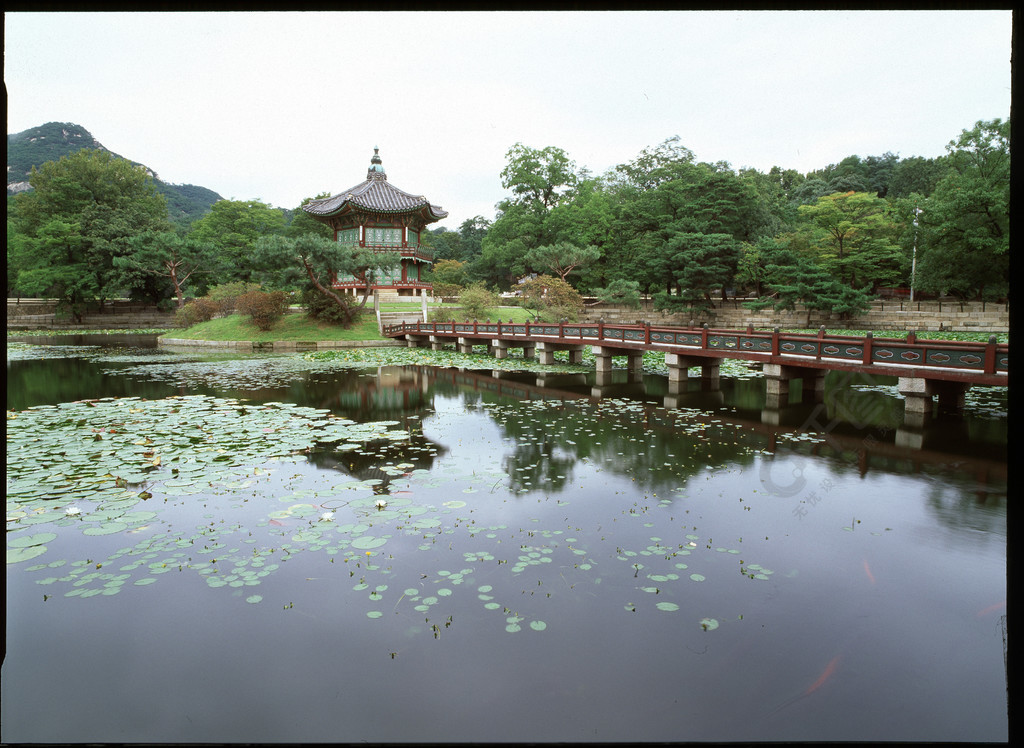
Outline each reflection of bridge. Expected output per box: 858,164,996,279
383,320,1008,418
414,365,1006,495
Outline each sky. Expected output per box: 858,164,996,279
4,10,1013,230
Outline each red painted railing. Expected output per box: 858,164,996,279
381,320,1008,384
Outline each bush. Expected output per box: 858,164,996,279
428,304,459,323
458,284,499,320
236,290,289,331
430,282,464,299
206,282,262,315
303,288,363,326
174,297,220,328
517,275,584,322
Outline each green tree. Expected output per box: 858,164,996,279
590,278,641,310
284,193,334,240
9,148,171,317
188,199,287,284
915,118,1010,300
655,233,740,312
458,216,491,263
500,143,579,212
473,200,544,289
607,135,696,190
430,259,470,287
743,241,874,319
113,230,216,308
796,191,905,290
886,156,950,199
524,242,601,283
252,234,397,326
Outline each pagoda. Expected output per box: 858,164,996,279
302,147,447,298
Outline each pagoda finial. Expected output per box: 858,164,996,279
368,146,386,180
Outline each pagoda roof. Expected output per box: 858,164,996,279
302,147,448,223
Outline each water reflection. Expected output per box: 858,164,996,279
4,336,1008,742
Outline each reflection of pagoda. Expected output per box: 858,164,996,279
302,147,447,298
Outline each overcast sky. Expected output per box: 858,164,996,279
5,10,1012,230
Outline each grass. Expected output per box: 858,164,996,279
162,312,386,342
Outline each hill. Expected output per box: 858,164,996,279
7,122,222,225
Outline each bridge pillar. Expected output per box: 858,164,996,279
429,335,448,351
898,377,970,423
536,341,585,365
592,346,643,373
763,363,827,407
665,353,719,387
490,339,509,360
404,334,427,348
457,337,475,355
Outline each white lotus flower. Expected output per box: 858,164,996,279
374,499,388,510
65,506,81,516
319,511,335,522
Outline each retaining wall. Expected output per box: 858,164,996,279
583,299,1009,333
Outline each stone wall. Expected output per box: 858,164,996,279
7,298,175,330
583,299,1009,333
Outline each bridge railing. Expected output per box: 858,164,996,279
381,321,1008,377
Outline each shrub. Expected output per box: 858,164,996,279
428,304,459,323
236,290,289,331
303,288,363,326
430,282,464,299
458,284,499,320
174,297,220,328
517,275,584,322
206,282,262,315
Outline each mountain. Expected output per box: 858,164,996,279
7,122,223,225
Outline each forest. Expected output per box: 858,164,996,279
6,118,1009,322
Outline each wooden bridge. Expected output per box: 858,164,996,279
381,319,1008,417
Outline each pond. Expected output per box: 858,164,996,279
4,333,1008,742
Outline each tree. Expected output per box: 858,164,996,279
252,234,398,326
524,242,601,283
500,143,579,212
886,156,949,199
473,200,544,289
113,230,216,308
188,199,286,284
914,118,1010,300
284,193,334,240
796,191,905,290
9,148,171,317
608,135,696,190
655,233,740,312
590,278,641,309
743,241,873,319
430,259,470,288
458,216,491,263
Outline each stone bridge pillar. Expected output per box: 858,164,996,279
536,341,585,365
763,363,827,408
665,352,719,387
898,377,971,427
592,346,643,373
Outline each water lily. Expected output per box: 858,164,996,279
374,499,388,510
65,506,81,516
319,511,335,522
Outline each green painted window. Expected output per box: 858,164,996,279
366,227,402,246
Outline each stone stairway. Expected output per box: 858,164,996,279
377,310,425,333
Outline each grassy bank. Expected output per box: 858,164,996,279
159,306,539,343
